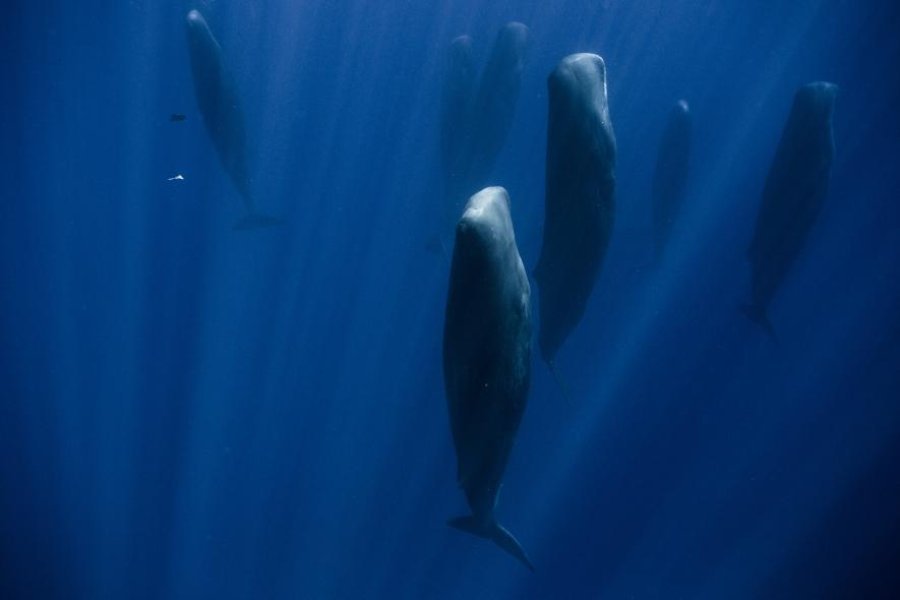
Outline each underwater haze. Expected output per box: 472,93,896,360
2,0,900,598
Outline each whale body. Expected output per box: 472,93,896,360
439,23,530,219
652,99,691,262
744,82,838,334
534,53,617,365
185,10,278,229
464,22,530,189
440,35,476,188
443,186,534,571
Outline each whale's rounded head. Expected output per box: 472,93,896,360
670,99,692,131
797,81,838,122
186,9,209,34
455,187,514,256
450,34,473,52
549,53,607,105
459,186,511,233
448,35,474,67
549,53,612,143
186,9,203,24
500,21,530,52
185,9,218,55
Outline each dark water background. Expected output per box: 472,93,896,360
2,0,899,598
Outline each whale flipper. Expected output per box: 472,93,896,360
448,515,535,572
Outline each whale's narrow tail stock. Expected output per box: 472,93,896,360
448,515,535,572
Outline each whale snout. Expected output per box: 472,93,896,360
186,9,206,29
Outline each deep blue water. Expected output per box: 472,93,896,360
2,1,900,598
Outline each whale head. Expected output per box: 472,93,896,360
186,9,206,30
797,81,838,124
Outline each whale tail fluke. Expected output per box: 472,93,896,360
448,515,535,572
233,213,283,231
741,303,777,341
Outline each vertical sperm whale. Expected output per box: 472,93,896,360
441,35,476,188
652,99,692,262
439,23,530,220
185,10,279,229
534,53,617,365
463,22,530,189
744,82,838,334
443,187,534,571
